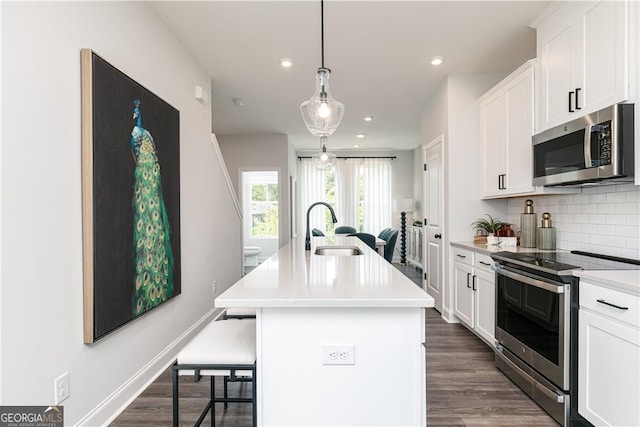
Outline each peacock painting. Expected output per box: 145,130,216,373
82,49,181,342
130,99,174,316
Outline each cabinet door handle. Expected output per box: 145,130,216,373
575,88,581,110
569,91,575,112
502,174,506,189
472,275,477,291
479,261,491,266
466,272,471,288
434,233,442,239
497,174,507,190
597,299,629,310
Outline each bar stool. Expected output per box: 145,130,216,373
172,319,256,427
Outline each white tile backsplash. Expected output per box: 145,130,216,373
507,184,640,259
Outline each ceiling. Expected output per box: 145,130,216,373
149,1,550,151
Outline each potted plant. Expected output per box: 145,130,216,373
471,214,502,243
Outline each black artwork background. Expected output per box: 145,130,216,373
90,52,181,341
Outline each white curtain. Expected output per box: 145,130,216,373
334,158,360,230
362,158,392,234
298,157,392,237
298,159,328,235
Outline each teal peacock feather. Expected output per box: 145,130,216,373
130,100,174,316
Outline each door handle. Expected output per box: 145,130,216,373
597,299,629,310
568,91,575,112
434,233,441,239
575,88,581,110
498,174,506,190
466,272,471,288
472,275,477,291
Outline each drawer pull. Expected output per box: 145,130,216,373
457,254,466,259
479,261,491,266
597,299,629,311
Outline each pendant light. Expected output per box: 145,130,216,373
312,137,336,170
300,0,345,137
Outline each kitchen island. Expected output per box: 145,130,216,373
216,235,434,426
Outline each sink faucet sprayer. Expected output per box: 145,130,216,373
305,202,338,251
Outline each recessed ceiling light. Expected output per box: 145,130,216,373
363,116,373,122
354,144,360,148
280,58,293,68
430,56,444,66
356,133,366,139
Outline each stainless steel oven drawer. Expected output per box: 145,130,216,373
496,346,569,426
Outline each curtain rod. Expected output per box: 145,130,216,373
298,156,396,160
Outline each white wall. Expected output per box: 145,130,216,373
217,134,292,249
507,185,640,259
1,2,241,424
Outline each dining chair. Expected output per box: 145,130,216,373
335,226,357,234
312,228,325,237
378,228,391,240
382,229,398,263
348,232,376,250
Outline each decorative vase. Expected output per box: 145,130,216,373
520,199,537,248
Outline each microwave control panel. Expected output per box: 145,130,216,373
594,121,612,166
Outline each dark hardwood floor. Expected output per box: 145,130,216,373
111,264,557,427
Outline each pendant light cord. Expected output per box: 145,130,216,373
321,0,325,69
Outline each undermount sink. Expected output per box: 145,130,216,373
314,245,363,256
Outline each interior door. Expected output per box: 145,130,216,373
423,137,443,313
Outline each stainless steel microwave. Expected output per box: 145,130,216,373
532,103,634,186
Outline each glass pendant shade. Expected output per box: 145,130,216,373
300,68,345,137
312,137,336,170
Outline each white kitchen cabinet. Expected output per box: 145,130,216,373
453,254,474,327
480,60,535,198
406,225,422,267
479,60,576,199
534,0,629,132
578,280,640,426
452,246,495,346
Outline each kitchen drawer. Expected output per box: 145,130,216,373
452,247,474,266
580,281,639,329
474,253,494,273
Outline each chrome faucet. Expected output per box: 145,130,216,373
305,202,338,251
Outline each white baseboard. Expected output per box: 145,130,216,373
441,307,460,324
75,307,224,427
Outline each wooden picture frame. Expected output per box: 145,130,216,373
81,49,181,343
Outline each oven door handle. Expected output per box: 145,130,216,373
492,264,566,294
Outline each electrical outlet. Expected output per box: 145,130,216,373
212,280,217,294
322,344,355,365
54,372,69,404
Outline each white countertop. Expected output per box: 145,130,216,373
574,270,640,295
452,241,639,294
450,241,564,255
216,236,434,308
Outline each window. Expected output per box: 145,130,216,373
299,158,391,234
250,180,278,238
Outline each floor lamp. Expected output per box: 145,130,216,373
394,199,414,265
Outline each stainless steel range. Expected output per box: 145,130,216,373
490,250,640,426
